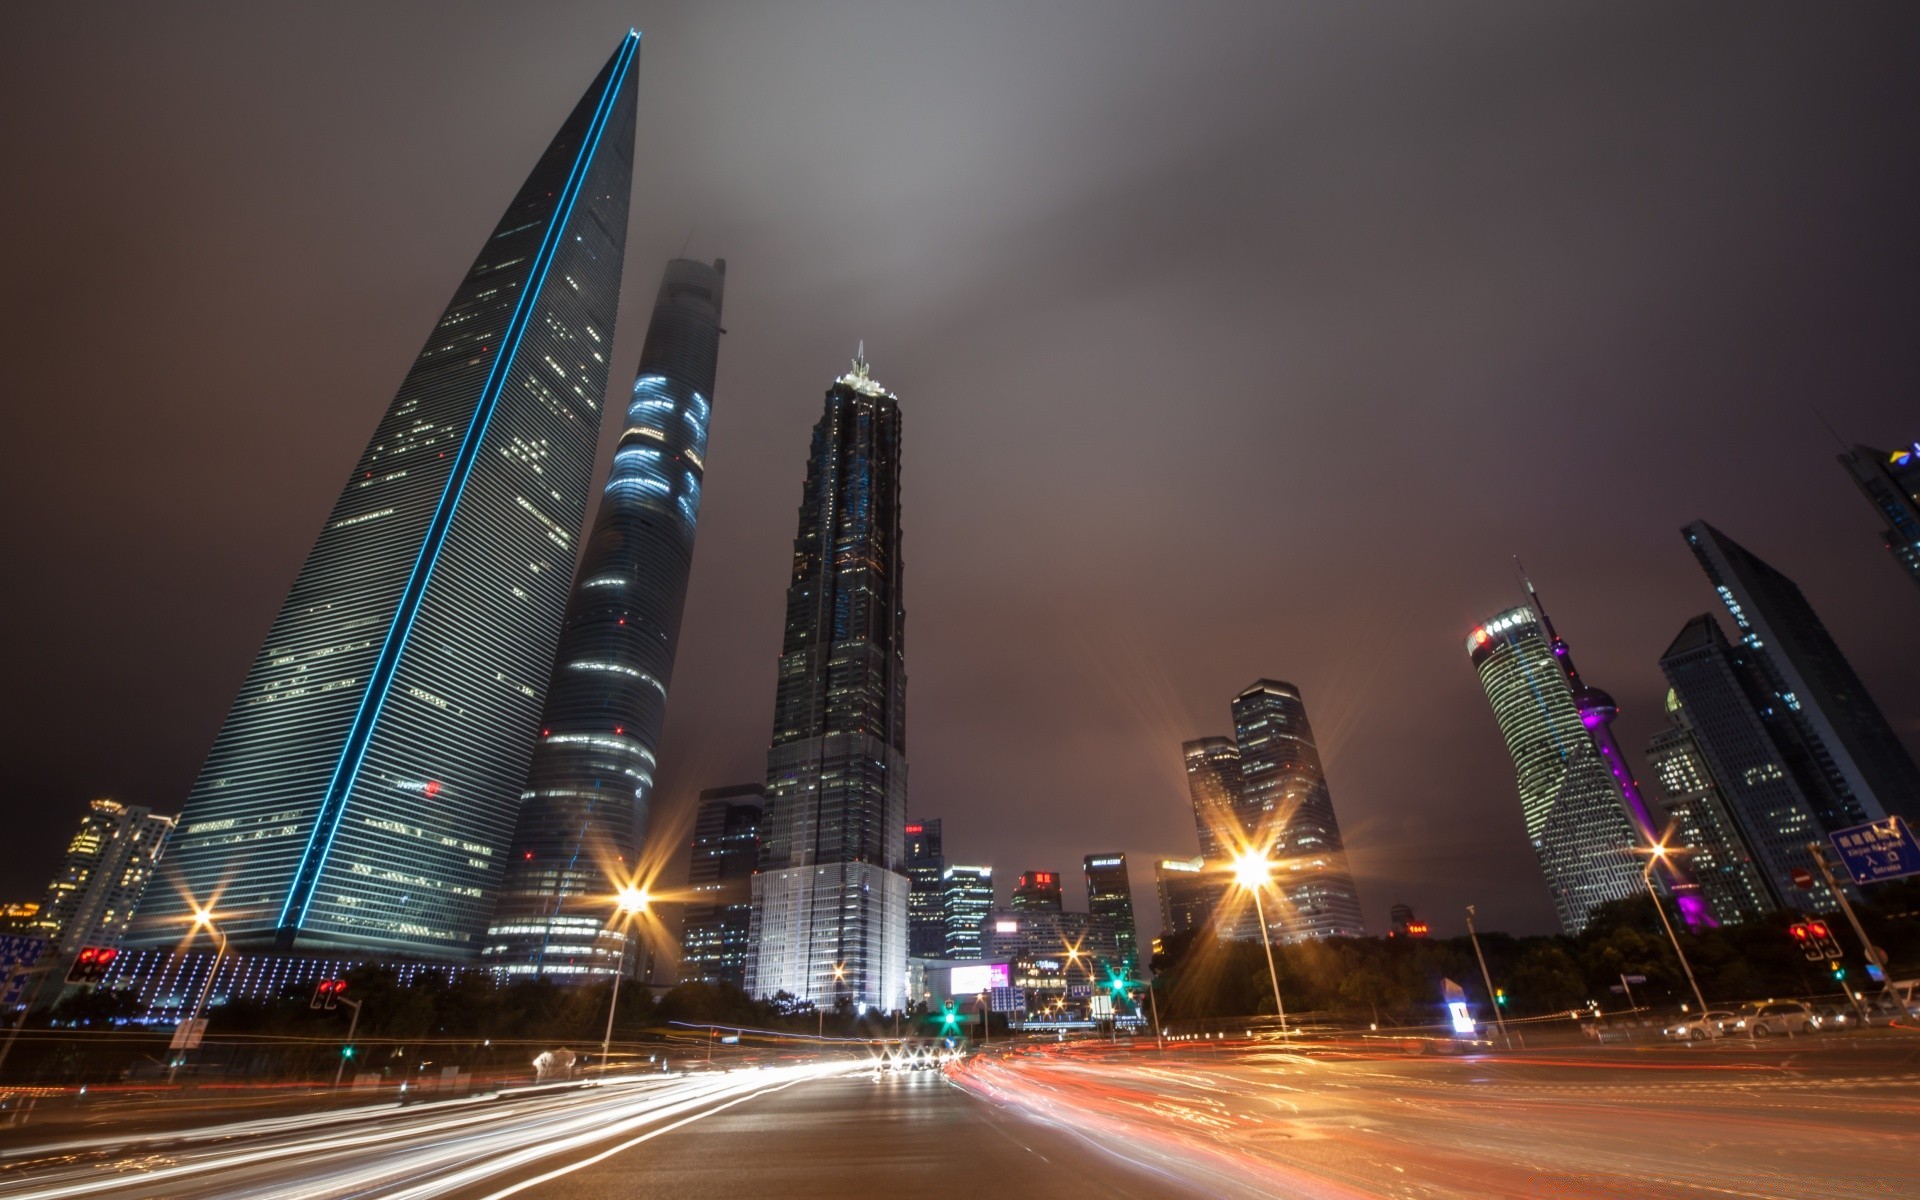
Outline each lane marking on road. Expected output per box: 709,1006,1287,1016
463,1073,818,1200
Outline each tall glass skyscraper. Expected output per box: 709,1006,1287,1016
1656,613,1839,910
483,257,727,977
677,785,764,989
1181,737,1244,861
139,35,642,957
1230,681,1368,940
1084,854,1140,970
746,353,909,1011
1839,442,1920,591
1645,695,1777,925
940,865,993,960
1468,604,1644,935
905,819,946,957
1684,521,1920,824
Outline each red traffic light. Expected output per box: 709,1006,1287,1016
64,946,119,985
311,979,348,1010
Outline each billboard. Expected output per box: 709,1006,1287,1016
950,963,1011,994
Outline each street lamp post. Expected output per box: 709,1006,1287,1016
818,962,845,1042
169,908,227,1084
1464,905,1512,1048
1639,847,1710,1018
1232,853,1289,1037
600,887,649,1075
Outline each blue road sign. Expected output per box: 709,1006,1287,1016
1829,817,1920,886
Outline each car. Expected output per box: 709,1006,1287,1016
1663,1010,1737,1041
1732,1001,1818,1037
1811,1003,1863,1031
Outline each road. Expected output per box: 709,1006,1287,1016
2,1035,1917,1199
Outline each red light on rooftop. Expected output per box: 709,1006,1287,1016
424,780,441,797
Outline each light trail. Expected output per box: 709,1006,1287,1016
0,1061,862,1200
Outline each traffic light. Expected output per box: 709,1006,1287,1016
64,946,118,985
341,1045,355,1060
311,979,347,1010
1495,988,1509,1007
940,1002,959,1034
1789,923,1823,962
1807,921,1843,960
1830,961,1847,983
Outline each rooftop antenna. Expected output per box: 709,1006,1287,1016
679,226,696,257
1810,406,1846,451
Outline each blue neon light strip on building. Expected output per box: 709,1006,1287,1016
278,33,641,930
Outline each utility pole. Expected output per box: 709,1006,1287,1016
1808,841,1898,1014
1465,906,1511,1049
1148,980,1163,1052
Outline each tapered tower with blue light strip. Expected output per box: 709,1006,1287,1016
136,34,643,958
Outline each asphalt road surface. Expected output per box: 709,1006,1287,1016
4,1035,1918,1199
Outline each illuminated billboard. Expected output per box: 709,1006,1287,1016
950,963,1011,993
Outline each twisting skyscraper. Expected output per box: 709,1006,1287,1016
1467,589,1651,936
484,258,726,976
139,34,642,957
746,352,909,1011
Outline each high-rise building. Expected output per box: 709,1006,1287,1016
746,352,910,1012
1657,614,1839,910
940,865,993,959
1467,604,1645,935
1645,700,1777,925
678,785,764,989
1154,857,1216,940
1839,442,1920,591
1684,521,1920,824
1230,681,1368,940
483,256,727,977
1181,737,1244,860
1083,854,1139,971
138,35,643,957
905,820,946,958
1011,870,1064,913
37,801,174,962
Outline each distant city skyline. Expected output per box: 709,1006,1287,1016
6,9,1918,942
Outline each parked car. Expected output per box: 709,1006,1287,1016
1731,1001,1818,1037
1663,1010,1737,1041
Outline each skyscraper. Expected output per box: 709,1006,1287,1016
746,352,909,1012
1011,871,1064,913
905,820,946,957
1154,857,1215,940
37,801,174,964
1657,614,1839,910
1839,442,1920,591
1684,521,1920,824
1181,737,1244,860
139,35,642,957
1083,854,1140,970
940,865,993,959
678,785,764,989
1645,700,1777,925
1467,604,1645,935
484,256,727,977
1231,681,1368,940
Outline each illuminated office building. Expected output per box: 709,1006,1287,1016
484,256,727,977
1231,681,1368,940
1181,737,1244,860
1685,521,1920,825
678,785,764,989
1011,870,1063,913
940,865,993,960
1154,858,1216,940
1838,441,1920,591
1645,699,1777,925
906,820,947,958
1083,854,1139,970
1467,603,1645,935
746,352,910,1012
138,35,642,957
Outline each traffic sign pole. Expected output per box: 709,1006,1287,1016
1807,841,1894,1017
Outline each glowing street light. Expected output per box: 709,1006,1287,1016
600,887,650,1073
169,907,228,1083
1635,842,1709,1017
1229,851,1289,1036
819,962,847,1041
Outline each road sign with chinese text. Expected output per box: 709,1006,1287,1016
1829,817,1920,885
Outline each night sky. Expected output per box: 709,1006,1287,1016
3,3,1917,940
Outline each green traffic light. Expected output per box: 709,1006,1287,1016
342,1047,355,1058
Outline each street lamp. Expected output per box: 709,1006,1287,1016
819,962,846,1041
1230,851,1289,1036
600,887,649,1074
1638,845,1710,1018
169,907,228,1084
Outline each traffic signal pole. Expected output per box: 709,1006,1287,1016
1807,841,1896,1017
332,997,363,1089
1465,906,1512,1049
